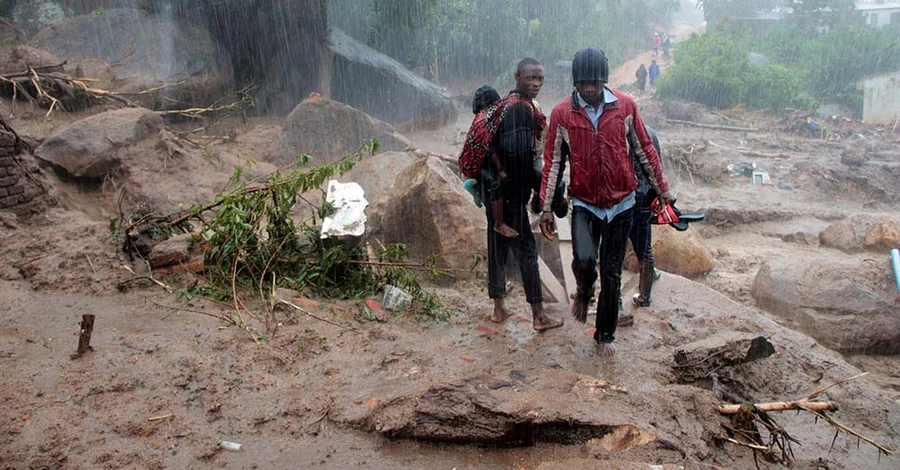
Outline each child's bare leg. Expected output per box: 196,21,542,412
491,199,518,238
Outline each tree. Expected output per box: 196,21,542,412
696,0,778,24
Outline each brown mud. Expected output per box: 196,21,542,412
2,63,900,469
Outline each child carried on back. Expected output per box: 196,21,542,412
461,85,519,238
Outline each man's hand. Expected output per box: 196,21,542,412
539,211,556,241
658,190,676,207
498,170,509,182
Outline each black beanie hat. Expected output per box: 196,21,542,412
472,85,501,114
572,47,609,84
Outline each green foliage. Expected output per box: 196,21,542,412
659,14,898,113
331,0,679,79
743,64,805,111
197,140,449,324
656,27,751,109
0,0,14,17
762,20,900,112
695,0,778,24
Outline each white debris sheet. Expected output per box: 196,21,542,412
320,180,369,239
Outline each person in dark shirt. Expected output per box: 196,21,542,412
486,58,563,332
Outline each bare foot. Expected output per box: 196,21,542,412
571,298,588,323
533,312,564,332
596,342,617,357
493,223,519,238
490,304,513,324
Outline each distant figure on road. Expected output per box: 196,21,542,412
662,33,671,57
649,59,661,86
635,64,648,93
652,32,661,56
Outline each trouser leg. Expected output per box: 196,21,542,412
486,205,509,299
571,206,602,299
594,208,633,344
507,204,543,304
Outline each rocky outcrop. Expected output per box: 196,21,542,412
375,157,486,279
819,214,900,253
330,28,457,130
750,256,900,353
268,96,410,167
34,108,164,179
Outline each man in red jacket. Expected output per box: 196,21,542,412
539,47,675,357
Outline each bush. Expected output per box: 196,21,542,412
743,64,805,111
656,28,750,109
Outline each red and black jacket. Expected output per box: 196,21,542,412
541,89,668,210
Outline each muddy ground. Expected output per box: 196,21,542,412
1,67,900,469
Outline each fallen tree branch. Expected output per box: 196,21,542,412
277,299,360,334
719,400,837,415
707,140,788,159
719,372,893,459
806,409,894,456
805,372,869,401
666,119,760,132
148,299,235,325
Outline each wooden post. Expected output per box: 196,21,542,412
72,314,95,358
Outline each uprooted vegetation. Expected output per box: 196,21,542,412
113,141,451,340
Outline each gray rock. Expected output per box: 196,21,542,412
34,108,164,179
31,8,231,109
268,96,411,167
338,151,418,216
330,28,457,130
374,157,486,280
751,256,900,353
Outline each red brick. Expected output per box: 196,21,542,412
475,324,502,336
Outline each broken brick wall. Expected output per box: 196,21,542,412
0,116,52,217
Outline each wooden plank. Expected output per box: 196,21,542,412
538,256,567,304
555,215,576,300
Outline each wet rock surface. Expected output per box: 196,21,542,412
34,108,163,179
750,255,900,353
268,96,411,167
330,28,458,130
31,8,232,110
375,156,487,278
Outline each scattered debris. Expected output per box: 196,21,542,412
673,334,775,384
382,285,412,311
217,440,242,452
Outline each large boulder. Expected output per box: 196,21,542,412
819,214,900,253
750,256,900,353
34,108,164,179
0,45,64,74
31,8,231,109
268,95,411,167
625,225,714,279
338,151,418,216
330,28,457,130
374,157,486,279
